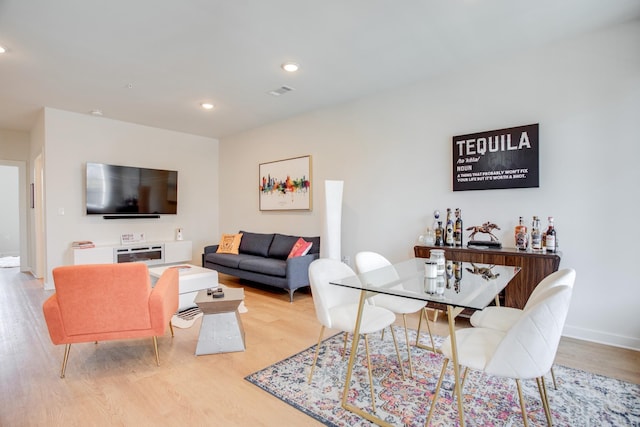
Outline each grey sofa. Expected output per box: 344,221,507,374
202,231,320,302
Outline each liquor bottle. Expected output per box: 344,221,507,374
454,208,463,247
445,208,454,246
515,216,528,250
545,216,557,253
435,221,444,246
531,216,542,251
432,210,440,236
454,261,462,292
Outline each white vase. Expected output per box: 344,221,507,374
321,180,343,260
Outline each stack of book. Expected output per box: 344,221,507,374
71,240,95,249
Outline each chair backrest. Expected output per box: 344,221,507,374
355,251,391,273
52,263,153,335
486,284,574,379
354,251,403,287
524,268,576,310
308,258,361,329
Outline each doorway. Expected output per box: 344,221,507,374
0,161,27,271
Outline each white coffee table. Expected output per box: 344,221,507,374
149,264,219,310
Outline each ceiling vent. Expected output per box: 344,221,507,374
268,85,295,96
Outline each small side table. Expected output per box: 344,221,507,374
194,287,246,355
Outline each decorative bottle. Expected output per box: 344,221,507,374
432,210,440,237
445,208,454,246
435,221,444,246
531,216,542,251
454,208,463,247
545,216,557,253
515,216,528,250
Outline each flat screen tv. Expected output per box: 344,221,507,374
86,162,178,216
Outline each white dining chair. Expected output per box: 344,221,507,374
469,268,576,388
426,284,574,427
355,251,435,378
307,258,405,413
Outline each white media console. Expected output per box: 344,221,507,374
73,240,192,266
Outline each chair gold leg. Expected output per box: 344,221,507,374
537,376,553,426
542,376,553,426
343,332,349,360
153,336,160,366
461,366,469,390
60,344,71,378
425,358,449,427
308,325,325,384
550,366,558,390
516,379,529,427
423,307,436,350
169,320,174,337
401,314,414,378
388,325,405,381
415,307,436,351
364,334,376,413
416,308,424,346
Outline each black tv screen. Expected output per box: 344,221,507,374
86,162,178,215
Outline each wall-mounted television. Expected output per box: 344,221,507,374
86,162,178,216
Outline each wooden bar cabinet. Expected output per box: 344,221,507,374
414,245,561,310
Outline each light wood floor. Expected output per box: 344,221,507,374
1,267,638,426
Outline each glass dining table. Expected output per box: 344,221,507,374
329,258,521,427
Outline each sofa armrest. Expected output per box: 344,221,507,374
202,245,219,266
285,253,320,289
149,268,179,334
204,245,219,254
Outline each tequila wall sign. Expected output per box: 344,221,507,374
452,123,539,191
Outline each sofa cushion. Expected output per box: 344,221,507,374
238,257,287,277
238,231,274,257
268,234,300,260
216,233,243,254
205,252,256,269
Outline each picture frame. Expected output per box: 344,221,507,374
259,155,312,211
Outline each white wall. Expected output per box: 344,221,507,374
42,108,219,289
220,21,640,349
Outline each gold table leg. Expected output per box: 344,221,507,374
446,305,465,427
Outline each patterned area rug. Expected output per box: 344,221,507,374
171,306,203,329
0,256,19,268
245,329,640,426
171,302,249,328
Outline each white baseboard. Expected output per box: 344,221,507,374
563,324,640,351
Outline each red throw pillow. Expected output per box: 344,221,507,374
287,238,313,259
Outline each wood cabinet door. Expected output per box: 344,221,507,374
414,245,561,310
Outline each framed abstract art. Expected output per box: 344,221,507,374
259,155,312,211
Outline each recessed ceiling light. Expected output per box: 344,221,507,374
281,62,299,73
0,46,6,54
89,109,103,116
201,103,214,110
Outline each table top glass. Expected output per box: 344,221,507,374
329,258,521,311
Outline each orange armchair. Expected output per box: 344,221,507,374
43,262,179,378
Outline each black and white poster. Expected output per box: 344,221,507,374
452,123,539,191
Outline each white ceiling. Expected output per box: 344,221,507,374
1,0,639,139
